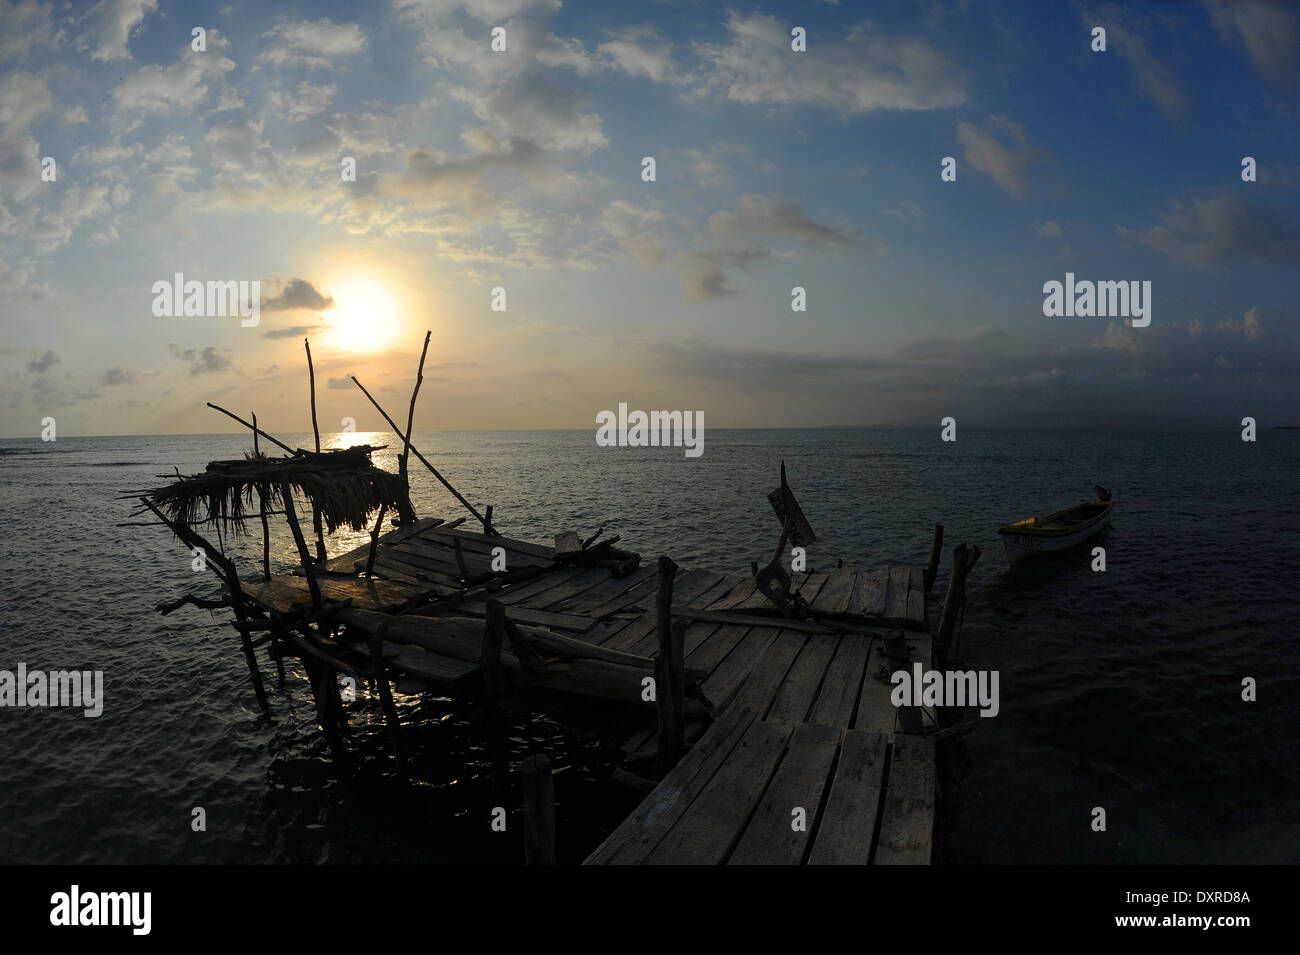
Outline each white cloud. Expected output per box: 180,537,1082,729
83,0,157,62
691,13,966,114
260,19,367,69
956,115,1033,200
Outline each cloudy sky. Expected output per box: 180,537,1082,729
2,0,1298,437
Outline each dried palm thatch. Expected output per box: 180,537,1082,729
141,446,410,535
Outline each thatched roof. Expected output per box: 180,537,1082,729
142,445,410,534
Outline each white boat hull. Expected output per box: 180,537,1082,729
1000,513,1111,566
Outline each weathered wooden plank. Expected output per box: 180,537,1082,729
585,704,758,864
706,577,760,611
700,627,782,710
686,574,745,609
809,570,858,615
853,639,896,734
530,567,633,611
906,565,926,628
382,544,474,581
643,719,794,865
242,575,426,613
874,735,935,865
325,517,445,571
854,633,932,733
494,565,594,606
885,567,911,622
859,568,890,617
767,635,839,724
620,572,744,657
684,623,752,675
807,730,889,865
808,634,873,728
728,630,808,719
671,609,836,634
563,563,659,615
441,601,599,633
728,723,842,865
427,527,555,559
369,552,462,590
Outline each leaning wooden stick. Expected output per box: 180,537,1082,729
206,402,295,454
304,339,327,563
400,330,431,492
349,375,492,532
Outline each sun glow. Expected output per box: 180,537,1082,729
327,275,403,353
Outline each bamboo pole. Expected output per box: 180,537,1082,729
654,556,684,777
206,402,294,454
924,523,944,593
253,412,272,581
370,623,406,774
280,481,322,607
520,754,557,865
349,375,491,532
304,339,328,564
400,330,431,499
364,503,388,577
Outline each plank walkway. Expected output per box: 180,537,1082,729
242,517,938,865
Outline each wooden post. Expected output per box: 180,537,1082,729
484,600,509,802
934,543,979,670
253,412,272,581
399,331,431,512
369,623,406,774
364,504,387,577
304,339,328,564
484,504,494,537
303,653,349,766
483,600,506,702
519,754,556,865
654,556,684,777
280,481,322,607
924,523,944,593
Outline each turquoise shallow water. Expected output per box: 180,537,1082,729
1,427,1297,863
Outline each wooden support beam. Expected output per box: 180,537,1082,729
398,331,431,518
483,600,507,703
654,556,684,777
364,504,388,577
520,754,557,865
280,480,322,607
924,523,945,593
370,623,406,774
934,543,979,671
304,338,328,564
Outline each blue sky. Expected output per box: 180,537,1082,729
2,0,1298,436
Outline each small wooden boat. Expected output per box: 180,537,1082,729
997,495,1115,566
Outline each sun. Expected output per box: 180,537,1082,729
327,274,402,353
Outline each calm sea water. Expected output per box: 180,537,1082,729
1,428,1297,864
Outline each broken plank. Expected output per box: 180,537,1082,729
874,735,935,865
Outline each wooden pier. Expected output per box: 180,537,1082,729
233,515,949,864
135,331,977,866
